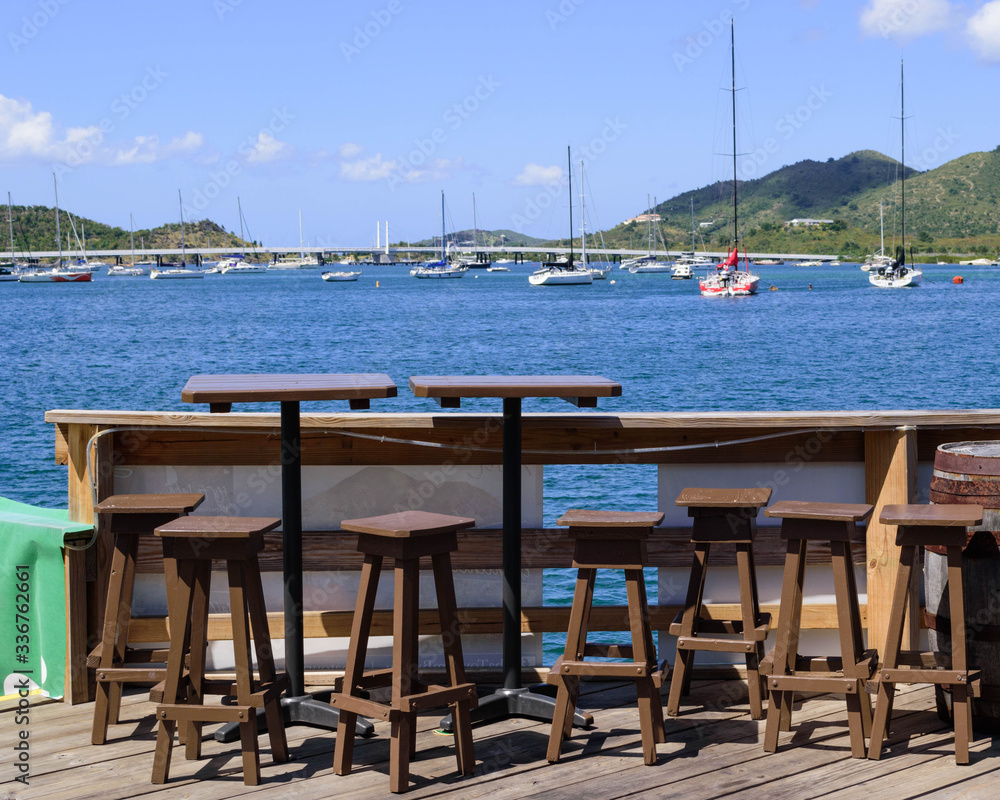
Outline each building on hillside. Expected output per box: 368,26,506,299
786,218,834,227
625,213,661,224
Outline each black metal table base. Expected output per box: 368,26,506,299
214,695,374,743
437,686,594,732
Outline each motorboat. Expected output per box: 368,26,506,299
321,270,361,282
107,265,145,276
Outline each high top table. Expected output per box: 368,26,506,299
182,373,398,739
408,375,622,729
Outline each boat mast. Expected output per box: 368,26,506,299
130,213,136,264
298,208,304,257
178,189,186,266
647,194,652,256
7,192,14,261
238,196,245,258
730,19,738,258
472,193,478,257
900,59,906,266
567,145,573,265
440,190,445,261
53,173,62,268
879,201,884,257
690,197,696,251
580,159,586,266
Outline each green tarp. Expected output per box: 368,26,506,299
0,497,93,700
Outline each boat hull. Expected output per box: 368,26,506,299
529,268,593,286
321,271,361,282
150,269,204,279
699,271,760,297
869,268,921,288
19,271,92,283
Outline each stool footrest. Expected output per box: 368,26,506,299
98,667,168,683
88,643,175,668
333,668,398,694
760,651,877,678
331,693,394,721
676,637,762,654
767,675,861,693
879,667,981,692
583,643,634,659
249,676,290,707
556,660,657,679
400,682,477,712
156,703,254,723
669,614,771,640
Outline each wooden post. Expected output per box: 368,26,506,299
864,428,917,657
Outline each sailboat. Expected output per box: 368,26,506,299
20,175,92,282
529,147,593,286
220,198,267,274
673,198,711,278
453,194,490,269
411,191,467,278
624,196,668,273
151,191,203,279
578,160,612,279
869,62,921,289
272,210,320,269
861,202,893,272
698,21,760,298
1,193,23,281
108,214,145,276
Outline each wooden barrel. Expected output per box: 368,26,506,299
927,441,1000,729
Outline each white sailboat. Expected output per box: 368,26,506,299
321,269,361,282
1,192,23,281
861,202,893,272
221,198,267,274
626,195,671,273
579,160,611,280
108,214,145,276
698,22,760,298
529,148,593,286
20,175,92,283
151,191,203,279
412,191,467,278
272,210,319,269
673,198,711,279
869,61,921,289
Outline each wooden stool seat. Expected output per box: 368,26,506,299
546,509,667,766
868,504,984,765
761,500,876,758
332,510,478,794
150,516,288,786
90,493,204,746
666,488,772,719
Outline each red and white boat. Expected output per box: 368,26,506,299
699,247,760,297
19,267,92,283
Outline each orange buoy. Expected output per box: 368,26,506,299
376,280,380,287
953,276,963,284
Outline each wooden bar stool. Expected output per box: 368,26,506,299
90,493,204,745
150,516,289,786
760,501,877,758
868,504,984,764
331,511,478,794
667,488,772,719
546,509,667,766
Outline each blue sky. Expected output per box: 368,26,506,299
2,0,999,247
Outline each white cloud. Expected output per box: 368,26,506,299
245,131,292,163
0,93,209,167
512,163,563,187
340,153,398,181
967,0,1000,59
859,0,958,40
337,141,363,158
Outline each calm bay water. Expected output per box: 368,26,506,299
3,262,997,657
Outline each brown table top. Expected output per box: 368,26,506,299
556,509,664,528
880,504,983,527
96,493,205,515
181,373,398,405
408,375,622,401
676,487,772,508
155,515,281,538
764,500,873,523
340,510,476,538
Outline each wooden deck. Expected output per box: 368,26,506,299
5,680,999,800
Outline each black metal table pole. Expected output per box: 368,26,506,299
502,396,522,691
281,400,305,697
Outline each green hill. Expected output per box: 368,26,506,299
4,205,247,255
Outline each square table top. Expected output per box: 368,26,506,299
182,373,398,405
408,375,622,406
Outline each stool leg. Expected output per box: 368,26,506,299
227,559,261,786
390,559,419,794
635,566,666,743
151,557,195,784
626,568,661,765
333,552,382,777
764,538,807,753
947,545,972,765
736,543,765,720
868,545,915,760
183,560,211,761
432,552,475,776
830,540,868,758
547,568,595,763
244,554,289,764
91,534,133,744
667,543,709,716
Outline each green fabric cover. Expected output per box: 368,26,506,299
0,496,93,699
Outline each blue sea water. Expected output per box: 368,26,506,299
2,262,997,659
